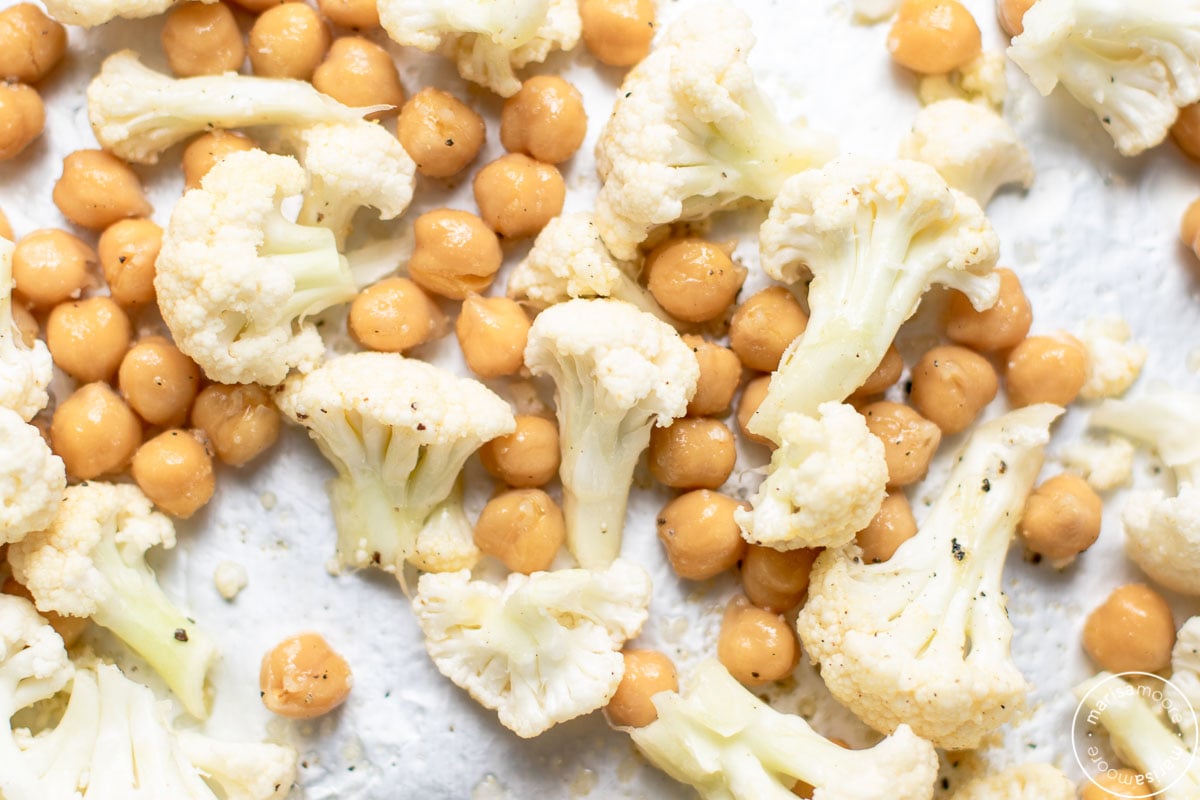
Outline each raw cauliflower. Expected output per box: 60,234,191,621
1077,317,1146,400
950,764,1075,800
1169,616,1200,743
0,239,52,422
409,483,481,574
42,0,186,28
0,407,65,546
918,51,1008,110
1056,433,1135,491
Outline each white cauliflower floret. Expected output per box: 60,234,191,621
408,483,481,574
378,0,579,97
0,407,65,546
157,149,356,386
412,560,651,738
899,100,1034,207
797,405,1062,749
1169,616,1200,744
1077,317,1147,400
950,764,1075,800
42,0,186,28
736,403,887,550
524,299,698,568
1057,433,1135,491
594,3,834,260
626,660,938,800
918,51,1008,110
750,157,999,445
1008,0,1200,156
0,239,52,422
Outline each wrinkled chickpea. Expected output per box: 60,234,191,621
474,488,565,574
855,491,917,563
248,3,330,80
131,429,215,518
910,345,998,434
161,2,245,77
605,649,677,728
98,218,162,306
397,88,485,178
656,490,746,581
53,150,152,231
182,130,256,190
579,0,656,67
1019,474,1102,566
740,545,817,613
682,336,741,417
456,295,530,379
260,632,353,719
945,268,1032,352
479,415,560,488
888,0,982,75
1080,770,1153,800
729,287,807,372
473,154,565,239
11,229,96,309
851,345,904,399
0,4,67,83
648,418,737,490
46,296,132,383
1172,104,1200,162
348,277,446,353
1005,334,1088,408
717,596,798,686
861,401,941,488
191,383,280,467
316,0,379,29
646,239,745,323
500,76,587,164
736,375,775,449
408,209,503,299
118,336,202,427
313,37,404,114
0,83,44,161
51,382,142,480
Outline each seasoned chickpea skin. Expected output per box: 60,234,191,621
683,336,740,417
0,4,67,84
0,83,44,161
717,596,798,686
729,287,807,372
910,345,998,434
11,229,96,309
473,154,564,239
98,218,162,306
260,632,353,719
861,401,941,488
579,0,655,67
51,382,142,480
945,267,1032,352
408,209,503,299
316,0,379,29
456,295,530,378
850,345,903,399
118,336,202,427
191,383,280,466
1005,334,1088,408
888,0,982,75
397,88,485,178
646,239,746,323
736,375,775,448
1019,474,1102,565
606,649,677,728
740,545,817,613
479,415,560,488
1083,584,1175,674
0,208,12,240
53,150,152,231
855,490,917,564
500,76,587,164
648,418,737,490
313,37,403,114
348,277,446,353
131,429,215,518
46,297,132,383
182,130,256,190
161,2,245,77
474,488,566,574
996,0,1037,36
1080,770,1152,800
656,489,746,581
248,3,330,80
1172,104,1200,162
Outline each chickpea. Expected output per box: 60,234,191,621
191,383,280,466
682,336,740,417
455,295,530,378
408,209,503,299
97,218,162,306
227,0,281,13
348,277,446,353
248,3,330,80
861,401,941,488
736,375,775,448
260,632,353,719
474,488,565,574
51,382,142,480
0,83,43,161
131,430,215,518
996,0,1037,36
945,268,1032,352
11,304,37,346
161,2,245,77
316,0,379,29
118,337,202,427
579,0,655,67
909,345,998,434
0,4,67,84
312,37,403,114
887,0,982,75
182,130,256,190
656,490,745,581
1083,584,1175,674
605,649,677,728
851,345,903,399
645,239,746,323
0,207,11,240
648,418,736,490
53,150,152,231
1019,473,1102,567
11,229,96,309
1172,104,1200,162
717,596,798,686
500,76,587,165
479,415,560,488
45,297,132,383
1005,334,1088,408
2,577,88,647
856,491,917,563
740,545,817,613
473,154,564,239
397,88,485,178
729,287,807,372
1182,198,1200,256
1080,770,1153,800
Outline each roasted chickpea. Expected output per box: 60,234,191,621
0,4,67,84
645,239,746,323
740,545,817,613
479,415,560,488
909,345,998,434
0,83,43,161
605,649,677,728
348,277,446,353
500,76,587,164
729,287,807,372
945,268,1032,352
2,577,88,647
51,382,142,480
11,304,37,346
1083,584,1175,674
1172,104,1200,162
11,229,95,309
260,632,353,719
0,207,12,240
656,490,746,581
736,375,775,448
316,0,378,29
888,0,982,75
861,401,941,488
161,2,245,77
1019,473,1102,566
191,383,280,466
717,596,798,686
996,0,1037,36
473,154,564,239
53,150,152,231
455,295,530,378
248,2,330,80
474,488,566,574
1182,198,1200,256
227,0,281,13
131,429,215,518
97,218,162,306
46,297,132,383
408,209,503,299
118,336,202,427
648,418,736,490
683,336,741,417
1080,770,1153,800
182,130,256,190
856,491,917,563
579,0,655,67
312,37,404,114
1005,334,1088,408
397,88,485,178
851,345,903,399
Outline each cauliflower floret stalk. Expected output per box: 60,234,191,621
1089,392,1200,595
8,483,218,719
524,299,699,569
950,764,1076,800
0,238,52,422
157,149,357,386
748,157,1000,445
276,352,514,583
87,50,389,165
796,404,1063,750
408,481,481,574
413,559,651,738
1008,0,1200,156
626,660,938,800
0,407,66,546
594,4,835,261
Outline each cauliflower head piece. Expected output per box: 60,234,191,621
0,407,65,546
917,51,1008,111
42,0,183,28
1077,317,1146,400
1056,433,1135,491
0,238,52,422
950,763,1076,800
1169,615,1200,744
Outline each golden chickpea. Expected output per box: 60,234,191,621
260,632,353,719
683,336,741,417
97,218,162,306
11,229,95,309
729,287,807,372
717,596,798,686
397,88,485,178
500,76,587,165
1005,334,1088,408
191,383,280,466
2,577,89,647
579,0,656,67
945,268,1032,352
348,277,446,353
851,345,903,399
740,545,817,613
909,345,998,434
646,239,746,324
656,490,745,581
53,150,152,231
861,401,941,488
648,418,736,490
312,37,403,114
473,154,565,239
248,3,330,80
131,429,215,518
856,491,917,563
0,4,67,84
0,82,43,161
1082,584,1175,674
997,0,1037,36
0,207,11,240
736,375,775,449
888,0,982,75
11,304,37,346
51,382,142,480
45,297,132,384
479,415,559,488
316,0,378,29
1020,474,1102,565
474,488,565,574
182,130,256,191
1172,104,1200,162
606,649,677,728
118,336,202,427
1182,198,1200,256
1080,770,1153,800
456,295,530,379
161,2,244,77
228,0,281,12
408,209,503,299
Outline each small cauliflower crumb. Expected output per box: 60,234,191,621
1057,434,1135,491
214,560,249,600
1077,317,1147,400
850,0,900,24
918,51,1007,110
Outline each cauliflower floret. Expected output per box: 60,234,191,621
408,483,481,574
594,3,834,260
899,100,1034,207
412,560,651,738
950,764,1076,800
157,149,356,386
0,239,52,422
918,51,1008,110
626,659,938,800
1008,0,1200,156
42,0,184,28
1056,433,1135,491
524,298,698,568
1077,317,1147,400
797,404,1062,750
850,0,900,24
213,561,248,601
735,403,887,550
1169,616,1200,744
0,407,65,546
